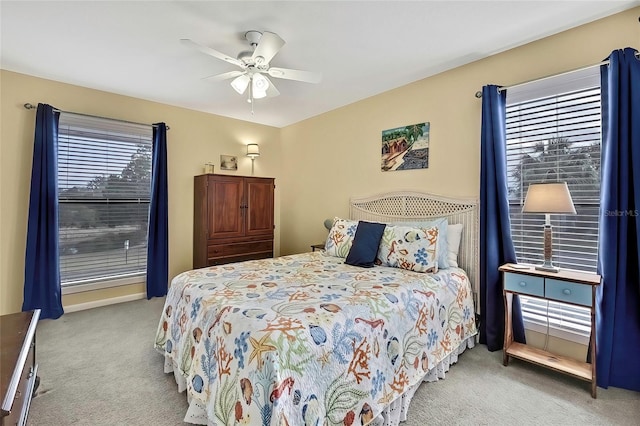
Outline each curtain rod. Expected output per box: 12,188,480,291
474,50,640,98
23,103,170,130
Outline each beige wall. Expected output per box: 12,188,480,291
279,7,640,255
0,70,282,315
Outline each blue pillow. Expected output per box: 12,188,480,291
345,221,387,268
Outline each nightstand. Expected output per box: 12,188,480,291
311,243,325,252
499,264,601,398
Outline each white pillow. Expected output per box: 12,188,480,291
447,223,464,268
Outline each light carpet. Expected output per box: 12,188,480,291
28,298,640,425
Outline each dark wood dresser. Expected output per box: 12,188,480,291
193,174,275,268
1,309,40,426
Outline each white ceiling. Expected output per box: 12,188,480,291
1,1,638,128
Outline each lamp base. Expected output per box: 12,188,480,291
537,222,559,273
535,264,559,273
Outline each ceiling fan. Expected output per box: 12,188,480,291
181,31,322,105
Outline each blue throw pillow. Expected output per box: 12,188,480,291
345,221,387,268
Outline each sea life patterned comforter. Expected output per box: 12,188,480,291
154,252,477,426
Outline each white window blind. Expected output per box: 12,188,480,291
505,67,600,340
57,113,152,285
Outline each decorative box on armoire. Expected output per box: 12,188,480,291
193,174,275,268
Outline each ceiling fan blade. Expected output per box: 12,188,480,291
264,76,280,98
203,70,245,82
267,67,322,84
251,32,285,65
180,39,244,68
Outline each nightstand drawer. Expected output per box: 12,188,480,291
504,272,544,297
545,279,593,307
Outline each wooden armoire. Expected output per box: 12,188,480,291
193,174,275,268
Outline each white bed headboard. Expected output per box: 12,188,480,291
350,191,479,309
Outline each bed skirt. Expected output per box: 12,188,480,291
371,335,476,425
162,335,476,425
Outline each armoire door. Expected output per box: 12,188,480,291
245,178,274,237
207,176,244,239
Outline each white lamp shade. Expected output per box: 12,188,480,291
246,144,260,158
522,182,576,214
252,89,267,99
231,74,250,95
252,73,269,91
252,74,269,99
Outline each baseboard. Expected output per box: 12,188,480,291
64,292,146,313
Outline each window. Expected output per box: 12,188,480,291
57,113,152,286
505,68,601,342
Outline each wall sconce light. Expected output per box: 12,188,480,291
246,144,260,175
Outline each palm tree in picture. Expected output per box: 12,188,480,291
508,137,600,201
405,123,424,144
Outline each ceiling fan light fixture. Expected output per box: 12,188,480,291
253,90,267,99
231,74,250,94
253,91,267,99
252,73,270,92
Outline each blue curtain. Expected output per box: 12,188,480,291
479,85,525,350
146,123,169,298
596,47,640,391
23,104,64,320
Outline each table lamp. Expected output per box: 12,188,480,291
522,182,576,272
246,144,260,175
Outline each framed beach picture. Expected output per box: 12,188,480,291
381,122,430,172
220,155,238,171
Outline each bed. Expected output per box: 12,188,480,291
155,192,479,425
